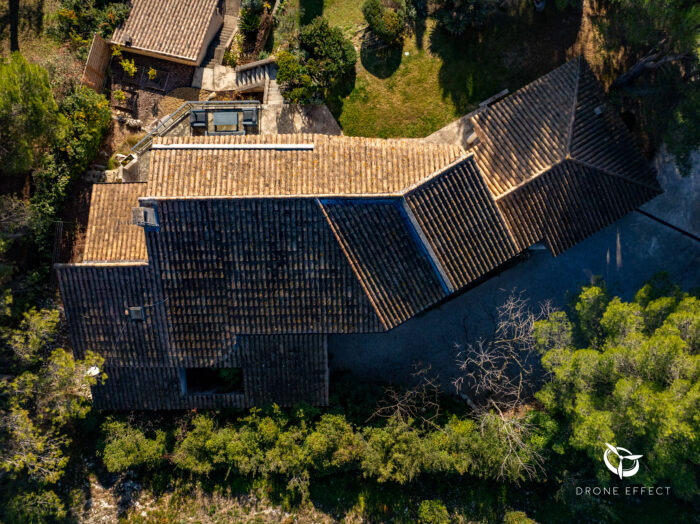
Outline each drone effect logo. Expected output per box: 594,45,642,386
603,443,643,479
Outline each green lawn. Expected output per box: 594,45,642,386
321,1,582,137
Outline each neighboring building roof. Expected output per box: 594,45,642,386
146,134,464,197
111,0,219,63
471,56,662,254
82,183,147,262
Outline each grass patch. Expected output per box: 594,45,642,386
328,2,582,137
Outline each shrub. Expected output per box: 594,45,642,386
299,17,357,86
147,67,158,81
6,489,67,524
102,420,167,472
51,0,130,43
239,8,262,34
277,17,358,103
503,510,538,524
120,58,138,77
433,0,492,36
0,53,64,176
113,88,126,102
418,499,450,524
362,0,407,43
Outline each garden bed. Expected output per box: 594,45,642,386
108,52,195,123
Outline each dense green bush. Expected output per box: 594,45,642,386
536,274,700,500
0,53,64,176
433,0,492,36
417,499,450,524
277,18,357,102
101,404,551,499
30,85,110,256
51,0,130,49
362,0,407,43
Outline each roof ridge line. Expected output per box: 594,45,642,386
315,199,391,330
564,55,582,159
568,157,662,193
493,162,559,201
401,151,474,196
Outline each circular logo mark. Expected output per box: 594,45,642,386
604,443,643,479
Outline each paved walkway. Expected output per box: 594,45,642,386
328,149,700,388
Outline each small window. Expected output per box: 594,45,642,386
126,306,144,321
183,368,243,395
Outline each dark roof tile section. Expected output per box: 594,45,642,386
496,160,660,255
472,60,579,197
83,183,147,262
112,0,219,63
151,199,382,352
147,134,464,197
404,157,520,289
56,264,170,366
320,199,447,328
570,61,659,190
238,335,328,406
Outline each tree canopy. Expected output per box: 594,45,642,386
536,275,699,500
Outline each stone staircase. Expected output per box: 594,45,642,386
193,58,281,102
201,0,240,69
201,24,237,68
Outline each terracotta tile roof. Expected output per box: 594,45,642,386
472,57,661,199
146,134,465,197
404,157,520,289
320,199,447,328
111,0,219,63
83,183,147,262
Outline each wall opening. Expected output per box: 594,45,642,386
183,368,243,395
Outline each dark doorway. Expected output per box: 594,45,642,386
183,368,244,394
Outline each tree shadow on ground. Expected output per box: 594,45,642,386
428,1,583,115
300,0,324,25
325,66,358,127
360,37,403,79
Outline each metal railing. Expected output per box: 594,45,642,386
131,100,261,155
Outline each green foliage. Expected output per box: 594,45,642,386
52,0,130,47
30,85,110,256
503,510,538,524
6,489,67,524
102,420,167,473
278,16,357,102
537,278,700,500
4,307,60,365
113,88,127,102
147,67,158,81
0,53,64,176
120,57,138,77
433,0,493,36
663,78,700,176
417,499,450,523
1,302,105,485
362,0,407,43
239,8,262,35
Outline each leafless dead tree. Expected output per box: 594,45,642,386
480,407,546,483
453,290,555,414
370,365,441,426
